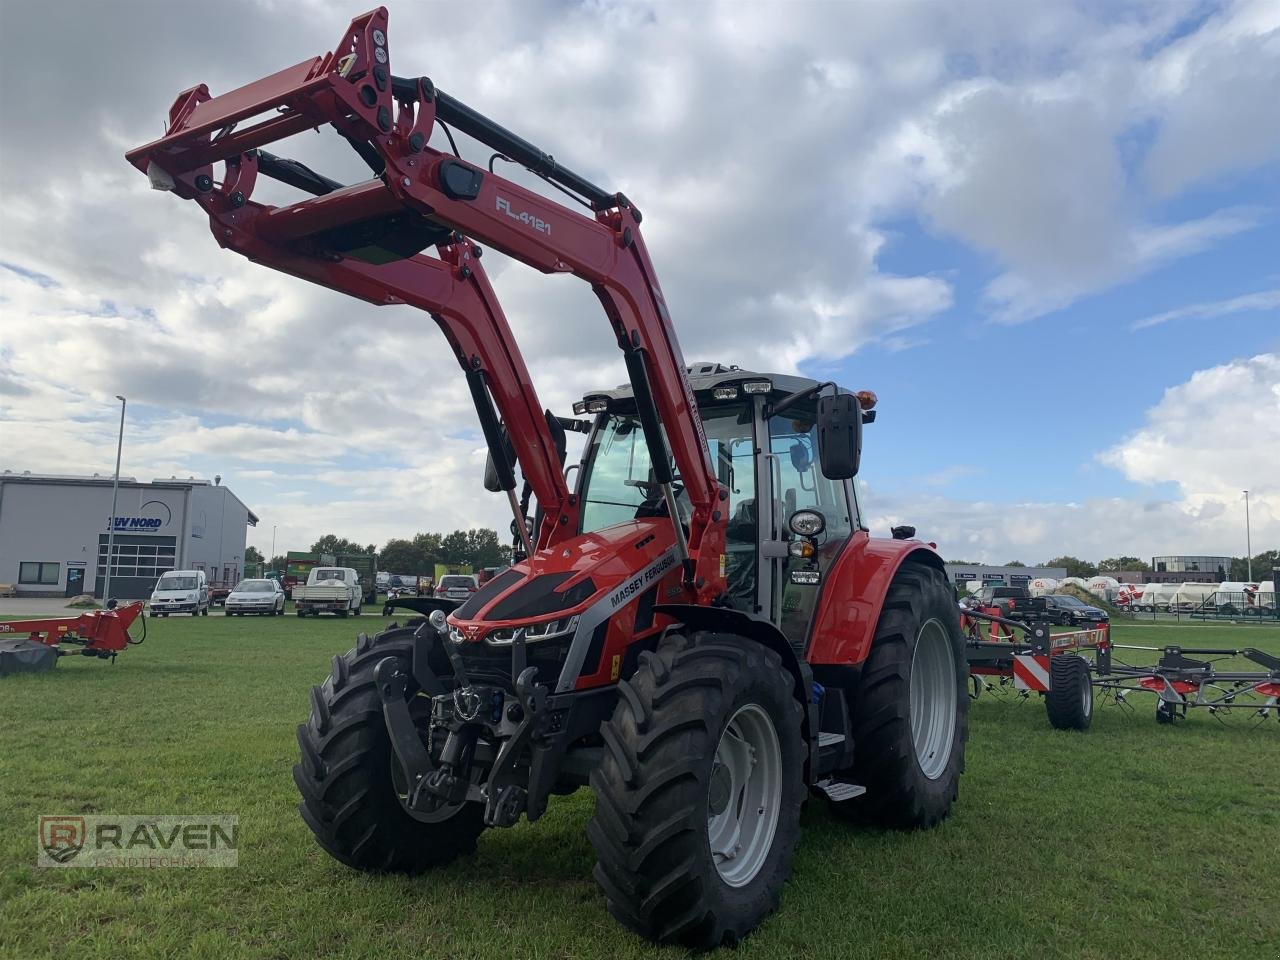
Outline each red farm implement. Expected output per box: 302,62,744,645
962,601,1280,728
1094,642,1280,726
0,601,145,676
962,601,1107,730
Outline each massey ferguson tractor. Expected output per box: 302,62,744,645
127,9,967,947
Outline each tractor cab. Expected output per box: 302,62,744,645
572,362,868,648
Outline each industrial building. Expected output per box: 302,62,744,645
0,472,257,600
943,564,1067,588
1149,556,1233,583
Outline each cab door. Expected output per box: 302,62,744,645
759,403,855,649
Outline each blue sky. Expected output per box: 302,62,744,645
1,0,1277,565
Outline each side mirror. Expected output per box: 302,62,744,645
816,393,861,479
483,425,516,493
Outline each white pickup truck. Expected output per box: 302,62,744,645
294,567,363,618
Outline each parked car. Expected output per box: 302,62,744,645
1041,593,1109,625
149,570,210,617
226,578,286,616
294,567,363,618
435,574,479,601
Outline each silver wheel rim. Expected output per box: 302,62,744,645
910,618,958,780
706,703,782,888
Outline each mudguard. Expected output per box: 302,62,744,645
805,531,947,666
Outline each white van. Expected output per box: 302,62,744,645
149,569,210,617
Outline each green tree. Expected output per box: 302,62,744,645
269,555,288,572
379,538,423,575
440,530,473,565
1230,550,1280,582
1099,556,1151,573
412,532,444,568
310,534,371,555
1003,560,1026,567
468,528,511,568
1045,555,1098,578
244,546,264,564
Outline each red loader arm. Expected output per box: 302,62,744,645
125,7,726,597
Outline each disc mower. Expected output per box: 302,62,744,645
0,601,145,676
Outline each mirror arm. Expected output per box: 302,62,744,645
766,381,835,420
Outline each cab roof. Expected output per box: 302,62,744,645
589,361,828,404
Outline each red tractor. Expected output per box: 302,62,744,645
128,9,967,947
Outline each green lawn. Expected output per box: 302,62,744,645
1,614,1277,959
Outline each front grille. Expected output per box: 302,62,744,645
458,635,574,689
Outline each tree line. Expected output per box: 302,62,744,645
248,529,512,576
947,551,1279,581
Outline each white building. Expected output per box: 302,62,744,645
0,472,257,599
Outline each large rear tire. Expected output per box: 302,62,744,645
294,627,485,873
832,561,967,828
1045,654,1093,731
588,630,805,949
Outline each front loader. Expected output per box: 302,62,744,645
127,9,968,948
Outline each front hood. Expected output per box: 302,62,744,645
447,519,679,640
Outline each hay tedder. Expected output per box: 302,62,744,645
0,602,145,676
961,600,1280,728
127,8,971,948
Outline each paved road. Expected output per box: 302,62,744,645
0,598,92,618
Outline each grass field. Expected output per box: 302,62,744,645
2,612,1278,959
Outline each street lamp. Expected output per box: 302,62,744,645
103,395,127,604
1244,490,1252,582
271,525,278,568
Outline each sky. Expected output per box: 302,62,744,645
1,0,1277,567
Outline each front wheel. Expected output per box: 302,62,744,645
589,630,805,949
294,627,486,872
201,606,209,617
833,561,968,828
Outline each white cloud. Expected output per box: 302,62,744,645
862,353,1279,563
1131,288,1280,330
1,1,1277,558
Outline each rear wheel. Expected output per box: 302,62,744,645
1045,654,1093,730
832,562,967,828
294,627,485,872
589,630,805,949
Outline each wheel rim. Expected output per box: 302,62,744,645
909,618,958,781
1081,667,1092,717
706,703,782,888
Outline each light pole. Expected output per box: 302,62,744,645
103,395,127,604
271,525,277,569
1244,490,1252,582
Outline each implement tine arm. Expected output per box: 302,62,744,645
126,7,726,595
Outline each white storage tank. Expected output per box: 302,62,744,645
1028,577,1059,596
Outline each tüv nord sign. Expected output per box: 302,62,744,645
106,500,173,532
109,517,164,530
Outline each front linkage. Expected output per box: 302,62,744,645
372,611,610,826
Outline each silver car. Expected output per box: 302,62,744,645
226,578,286,616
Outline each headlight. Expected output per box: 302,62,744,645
486,616,580,645
788,509,826,538
187,593,198,601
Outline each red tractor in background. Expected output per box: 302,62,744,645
128,9,967,948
